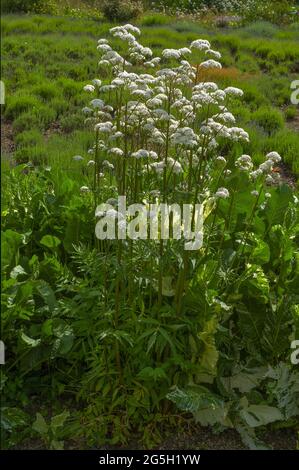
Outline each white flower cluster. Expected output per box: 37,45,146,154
235,154,253,171
249,151,281,184
79,24,282,203
215,187,230,199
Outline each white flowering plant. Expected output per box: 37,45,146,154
1,23,298,450
60,24,299,447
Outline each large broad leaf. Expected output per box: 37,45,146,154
240,404,283,428
265,184,293,226
63,215,82,253
14,281,34,306
266,363,299,419
246,265,269,300
36,281,57,311
32,413,48,435
1,230,23,269
197,316,219,381
167,385,229,426
236,423,270,450
51,440,64,450
1,407,28,431
221,367,267,393
251,239,270,265
268,225,294,267
237,302,265,356
51,320,74,358
40,235,61,249
51,411,70,431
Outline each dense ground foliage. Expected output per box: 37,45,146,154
2,0,299,24
1,12,299,450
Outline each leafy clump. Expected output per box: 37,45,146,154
167,363,299,449
252,107,285,135
1,0,56,14
101,0,143,22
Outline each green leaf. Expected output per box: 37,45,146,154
252,240,270,264
236,424,270,450
50,411,70,431
32,413,48,435
36,281,57,310
240,405,283,428
161,276,175,297
198,316,219,379
138,367,168,382
265,184,293,226
167,385,228,426
51,320,74,358
20,332,41,348
1,230,23,268
10,265,27,279
51,440,64,450
221,367,267,393
266,363,299,419
42,319,53,337
1,407,28,431
40,235,61,249
167,385,205,413
15,281,33,305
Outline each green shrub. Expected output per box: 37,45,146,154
284,106,298,121
101,0,143,22
258,77,293,107
32,83,58,101
241,83,268,110
33,105,57,129
59,114,84,133
31,1,59,15
252,107,285,135
58,78,83,99
237,0,296,25
171,21,209,34
236,53,260,73
2,0,44,13
140,13,172,27
15,129,44,148
13,112,41,134
5,95,40,120
240,21,279,38
14,145,46,165
268,128,299,175
51,98,69,118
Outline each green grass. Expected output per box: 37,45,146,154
1,13,299,176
